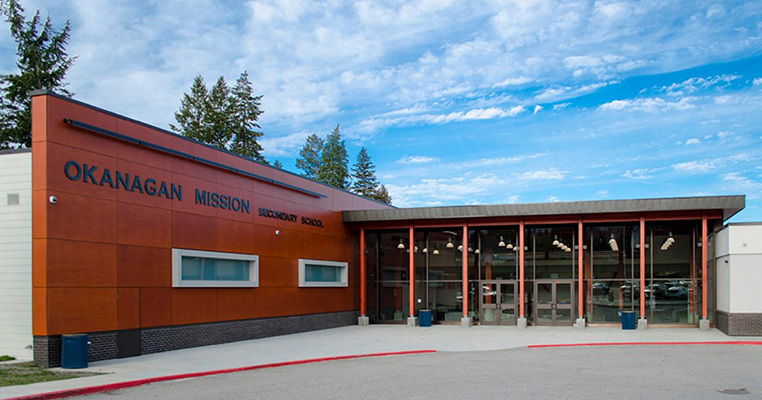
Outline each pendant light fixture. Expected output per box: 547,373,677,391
432,247,440,255
446,237,454,249
552,235,559,246
498,236,506,247
506,242,514,250
397,238,405,249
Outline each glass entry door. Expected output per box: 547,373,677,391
535,280,574,326
480,281,517,325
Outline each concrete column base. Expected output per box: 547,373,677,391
460,317,472,328
638,318,648,330
699,318,711,330
358,316,369,326
517,317,528,328
407,316,418,327
575,318,586,329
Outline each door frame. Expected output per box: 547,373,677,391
479,280,517,325
534,279,574,326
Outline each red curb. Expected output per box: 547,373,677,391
528,341,762,349
6,350,436,400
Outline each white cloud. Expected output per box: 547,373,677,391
398,156,438,164
685,138,701,145
599,97,696,112
453,153,548,169
493,76,533,87
660,74,741,97
595,190,609,197
754,78,762,86
516,168,565,181
260,131,311,157
672,158,722,173
546,195,561,202
722,172,762,199
533,105,543,115
507,195,520,204
552,102,570,111
623,168,662,180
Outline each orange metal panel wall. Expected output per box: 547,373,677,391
31,94,390,336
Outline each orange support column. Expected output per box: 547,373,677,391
577,220,584,326
518,219,527,327
360,229,366,311
462,224,470,325
639,217,646,324
359,229,369,325
700,215,709,329
408,226,416,324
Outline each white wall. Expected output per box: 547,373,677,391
0,151,32,359
714,224,762,314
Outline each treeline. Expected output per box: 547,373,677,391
171,75,391,204
0,0,391,204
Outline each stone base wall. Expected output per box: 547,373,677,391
34,311,358,368
716,311,762,336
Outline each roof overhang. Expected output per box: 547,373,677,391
343,195,745,224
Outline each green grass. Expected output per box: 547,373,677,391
0,362,98,387
0,356,15,362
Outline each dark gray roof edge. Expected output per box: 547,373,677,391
343,195,745,223
0,148,32,155
30,91,395,208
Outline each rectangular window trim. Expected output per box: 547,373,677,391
298,259,348,287
172,248,259,288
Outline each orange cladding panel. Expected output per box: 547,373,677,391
140,288,173,328
117,288,140,330
45,239,117,287
46,288,117,334
117,245,171,287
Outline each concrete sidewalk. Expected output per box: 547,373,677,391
1,325,759,399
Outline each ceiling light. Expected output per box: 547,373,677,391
552,235,559,246
422,247,428,253
506,242,514,250
474,248,480,254
432,248,440,255
498,236,506,247
397,239,405,249
457,244,463,251
446,237,454,248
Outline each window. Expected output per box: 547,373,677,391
298,259,348,287
172,249,258,287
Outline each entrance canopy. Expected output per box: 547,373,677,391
343,195,745,224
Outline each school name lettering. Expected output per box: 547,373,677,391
64,160,182,200
258,208,324,228
63,160,324,227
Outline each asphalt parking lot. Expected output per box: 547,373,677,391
81,344,761,400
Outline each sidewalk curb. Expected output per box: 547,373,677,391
528,341,762,348
5,350,436,400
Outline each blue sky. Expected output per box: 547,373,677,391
2,1,761,220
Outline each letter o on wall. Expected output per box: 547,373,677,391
64,161,81,181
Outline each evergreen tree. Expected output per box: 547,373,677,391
205,76,234,149
317,125,349,189
351,147,379,197
373,184,393,205
296,133,323,179
1,0,75,148
230,71,265,161
273,159,283,169
170,75,209,142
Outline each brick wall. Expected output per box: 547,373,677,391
34,311,357,367
716,311,762,336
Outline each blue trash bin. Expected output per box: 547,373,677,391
61,334,89,369
621,311,637,330
419,310,432,327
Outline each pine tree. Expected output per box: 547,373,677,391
273,159,283,169
296,133,323,179
1,0,75,148
373,184,393,205
170,75,209,142
317,125,349,189
205,76,234,149
230,71,265,161
351,147,379,197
